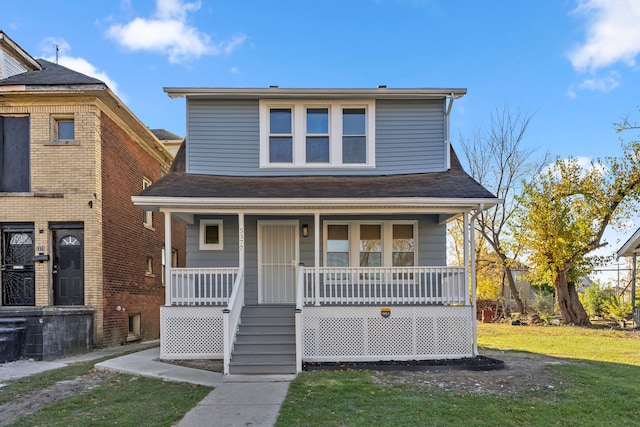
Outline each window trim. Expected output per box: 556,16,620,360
199,219,224,250
259,100,376,168
323,220,417,267
48,114,78,145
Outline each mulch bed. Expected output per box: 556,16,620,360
304,355,505,372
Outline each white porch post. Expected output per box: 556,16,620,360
314,212,320,306
632,253,637,310
164,211,172,306
238,212,245,278
469,211,478,356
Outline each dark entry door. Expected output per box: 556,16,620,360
1,227,35,305
53,229,84,305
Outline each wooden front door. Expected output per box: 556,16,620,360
1,227,35,305
258,221,299,303
53,229,84,305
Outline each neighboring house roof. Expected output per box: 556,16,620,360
0,59,105,87
151,129,182,141
617,227,640,258
138,142,496,201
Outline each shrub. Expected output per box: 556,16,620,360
579,284,616,318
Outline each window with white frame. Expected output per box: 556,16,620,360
324,221,417,267
259,100,375,167
199,219,223,250
142,178,153,228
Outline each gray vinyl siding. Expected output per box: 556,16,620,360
186,100,260,174
185,98,446,176
185,214,446,304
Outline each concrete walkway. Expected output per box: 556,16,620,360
1,342,294,426
94,347,294,427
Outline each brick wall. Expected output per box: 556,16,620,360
100,113,185,346
0,101,103,317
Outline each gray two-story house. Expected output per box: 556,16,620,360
133,87,500,374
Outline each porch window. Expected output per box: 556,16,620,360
392,224,415,266
324,221,417,267
326,224,349,267
199,219,223,250
359,224,382,267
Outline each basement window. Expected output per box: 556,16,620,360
127,313,141,342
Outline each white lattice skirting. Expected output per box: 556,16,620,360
302,306,473,362
159,306,224,360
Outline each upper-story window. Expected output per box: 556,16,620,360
260,100,375,168
0,115,30,192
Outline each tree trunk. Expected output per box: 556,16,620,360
504,266,526,314
555,270,590,325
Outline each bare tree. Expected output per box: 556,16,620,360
458,105,549,314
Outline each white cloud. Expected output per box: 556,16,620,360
39,37,122,99
578,71,620,92
569,0,640,72
106,0,245,64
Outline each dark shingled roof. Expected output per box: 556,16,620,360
138,142,496,200
0,59,105,86
151,129,182,140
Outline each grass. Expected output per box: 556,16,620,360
1,355,212,427
277,323,640,427
9,374,211,427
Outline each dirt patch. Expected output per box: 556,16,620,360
370,350,574,395
0,369,115,427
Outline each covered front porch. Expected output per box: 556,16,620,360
154,205,484,374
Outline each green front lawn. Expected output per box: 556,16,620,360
277,323,640,427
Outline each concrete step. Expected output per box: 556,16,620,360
0,317,27,327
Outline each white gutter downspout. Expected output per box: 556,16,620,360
470,204,484,356
445,92,455,170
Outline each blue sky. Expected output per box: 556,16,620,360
3,0,640,279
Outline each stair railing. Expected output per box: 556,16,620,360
295,264,305,373
223,266,244,375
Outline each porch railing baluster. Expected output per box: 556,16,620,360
301,266,466,306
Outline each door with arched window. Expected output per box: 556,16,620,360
1,226,35,306
53,228,84,305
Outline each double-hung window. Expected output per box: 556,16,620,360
323,221,417,268
269,108,293,163
260,100,375,167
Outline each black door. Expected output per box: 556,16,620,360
53,229,84,305
1,227,35,305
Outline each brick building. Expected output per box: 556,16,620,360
0,31,185,360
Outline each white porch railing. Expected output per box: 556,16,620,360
169,268,239,306
223,267,244,375
303,266,467,306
